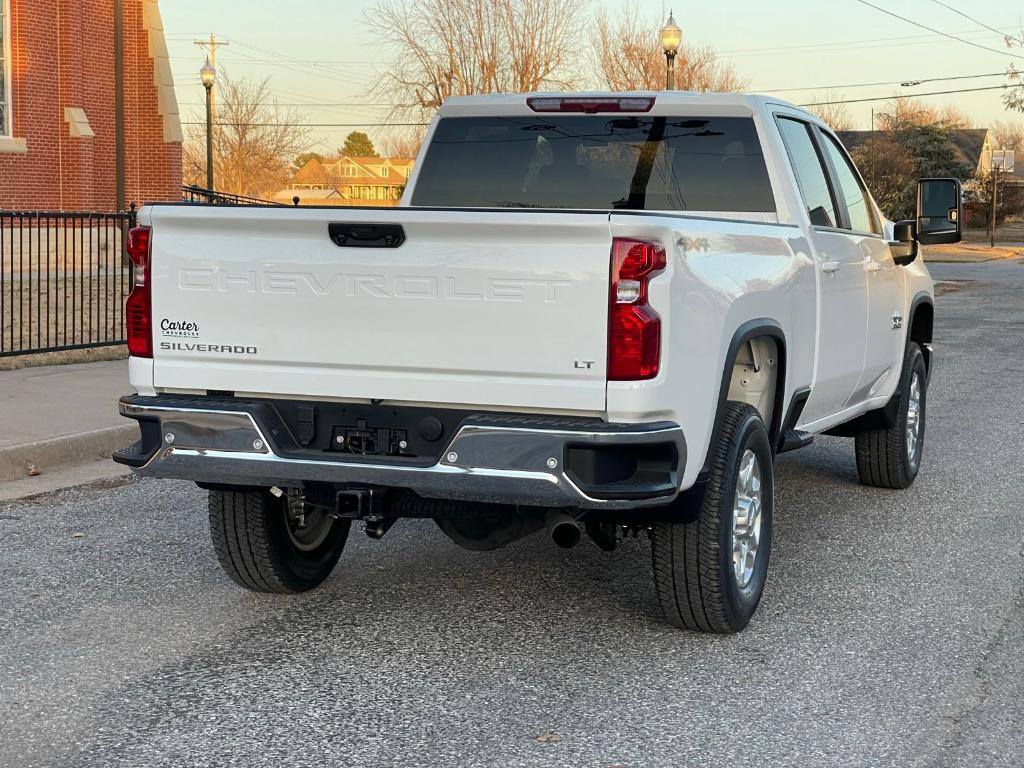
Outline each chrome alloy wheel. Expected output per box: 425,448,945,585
906,372,923,462
731,449,763,589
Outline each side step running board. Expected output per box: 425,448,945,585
777,429,814,454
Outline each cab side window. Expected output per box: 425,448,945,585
776,117,837,228
819,132,879,235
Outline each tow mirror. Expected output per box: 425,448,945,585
916,178,962,245
890,220,918,266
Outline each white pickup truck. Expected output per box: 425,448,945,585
115,93,961,633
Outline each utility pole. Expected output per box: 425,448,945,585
194,34,228,120
990,166,999,248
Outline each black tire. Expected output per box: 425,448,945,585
651,402,774,633
855,343,927,490
208,488,350,593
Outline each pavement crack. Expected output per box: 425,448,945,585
921,561,1024,768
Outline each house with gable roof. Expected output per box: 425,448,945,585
277,154,415,207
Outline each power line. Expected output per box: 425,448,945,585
226,37,379,83
171,54,379,68
763,70,1009,93
179,102,393,107
173,62,375,87
926,0,1022,42
175,35,379,87
177,82,1018,124
182,121,429,127
720,24,1018,56
174,72,1013,109
850,0,1024,59
174,70,1010,105
797,83,1014,106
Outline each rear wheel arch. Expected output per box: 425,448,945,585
712,320,788,458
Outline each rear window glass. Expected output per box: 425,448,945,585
411,115,776,212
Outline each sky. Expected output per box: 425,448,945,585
160,0,1023,155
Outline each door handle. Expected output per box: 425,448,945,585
821,260,841,274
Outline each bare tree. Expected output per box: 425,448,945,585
806,93,855,131
591,5,747,92
378,126,427,159
876,96,971,131
991,120,1024,152
365,0,588,121
182,71,311,199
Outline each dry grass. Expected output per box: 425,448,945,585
1,224,126,274
0,273,130,364
0,345,127,372
958,218,1024,245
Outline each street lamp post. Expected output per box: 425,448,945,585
200,58,216,191
660,12,682,90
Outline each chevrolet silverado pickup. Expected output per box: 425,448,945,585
114,93,961,633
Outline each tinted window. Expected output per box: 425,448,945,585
776,118,837,228
820,132,878,234
411,115,775,212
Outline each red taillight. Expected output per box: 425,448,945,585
125,226,152,358
526,96,655,114
608,238,666,380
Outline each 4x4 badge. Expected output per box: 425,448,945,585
892,311,903,330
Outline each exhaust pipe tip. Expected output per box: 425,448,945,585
551,522,582,549
546,509,582,549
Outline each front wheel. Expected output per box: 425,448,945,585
208,488,350,593
855,343,927,489
651,402,774,633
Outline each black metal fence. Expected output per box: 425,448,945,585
182,185,289,206
0,209,137,357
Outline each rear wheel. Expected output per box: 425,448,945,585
208,488,350,593
651,402,774,633
855,343,927,489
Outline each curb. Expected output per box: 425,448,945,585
0,425,138,482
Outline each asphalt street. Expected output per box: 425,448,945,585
2,260,1022,768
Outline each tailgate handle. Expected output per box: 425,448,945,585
328,222,405,249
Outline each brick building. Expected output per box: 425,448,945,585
0,0,181,210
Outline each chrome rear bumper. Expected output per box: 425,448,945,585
116,396,685,510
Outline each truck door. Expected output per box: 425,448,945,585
775,117,868,426
816,130,904,406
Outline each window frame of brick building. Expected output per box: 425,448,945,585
1,0,10,137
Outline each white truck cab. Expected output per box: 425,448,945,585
115,93,961,632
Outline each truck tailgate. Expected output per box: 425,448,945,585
146,206,612,412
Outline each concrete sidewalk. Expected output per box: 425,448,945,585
0,360,135,496
926,242,1024,262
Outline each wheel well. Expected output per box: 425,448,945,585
726,336,780,430
910,301,933,371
